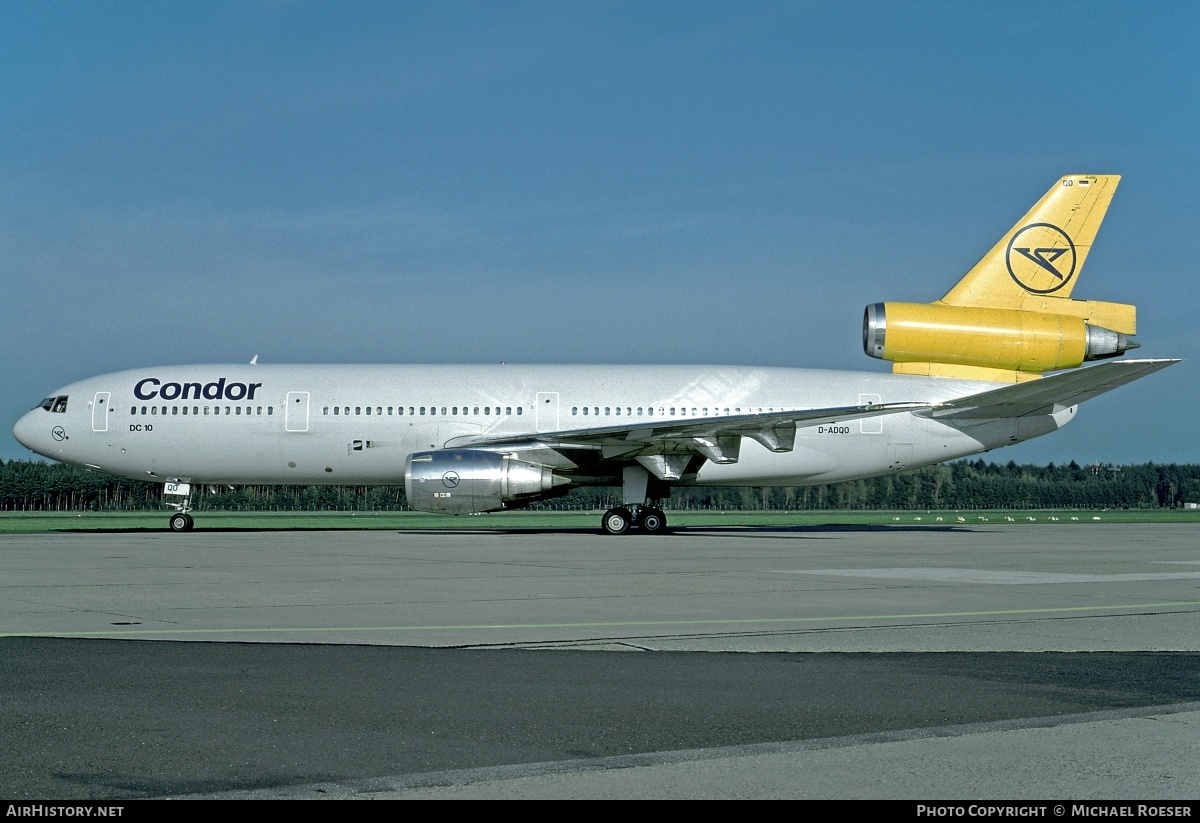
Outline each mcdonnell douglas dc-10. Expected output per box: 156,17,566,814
13,175,1177,533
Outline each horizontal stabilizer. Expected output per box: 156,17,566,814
928,359,1179,420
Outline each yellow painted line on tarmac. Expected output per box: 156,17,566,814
4,601,1200,638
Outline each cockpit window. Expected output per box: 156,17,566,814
35,396,69,413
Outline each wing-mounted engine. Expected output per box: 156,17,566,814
404,450,568,514
864,301,1138,378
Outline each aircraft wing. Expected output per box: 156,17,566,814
446,359,1176,469
927,358,1180,420
452,400,930,461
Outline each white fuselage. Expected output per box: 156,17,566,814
12,363,1069,488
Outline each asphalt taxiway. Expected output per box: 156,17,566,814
2,523,1198,798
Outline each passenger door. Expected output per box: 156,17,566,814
535,392,560,432
91,392,110,432
285,391,310,432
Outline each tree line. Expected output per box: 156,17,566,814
2,458,1198,512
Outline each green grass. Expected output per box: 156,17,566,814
0,508,1196,533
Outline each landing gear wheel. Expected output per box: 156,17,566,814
601,507,632,535
169,513,194,532
638,507,667,534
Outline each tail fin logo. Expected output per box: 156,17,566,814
1006,222,1076,294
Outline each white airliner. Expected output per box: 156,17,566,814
13,175,1177,533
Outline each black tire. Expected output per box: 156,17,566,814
639,507,667,534
169,513,191,532
601,507,632,535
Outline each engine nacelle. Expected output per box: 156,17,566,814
863,302,1136,373
404,450,564,514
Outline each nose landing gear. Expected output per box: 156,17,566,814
163,481,195,531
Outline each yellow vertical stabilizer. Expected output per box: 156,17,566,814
866,174,1138,384
940,175,1119,309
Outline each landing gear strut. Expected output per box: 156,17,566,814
601,466,669,535
163,482,195,531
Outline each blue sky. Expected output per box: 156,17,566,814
3,1,1198,465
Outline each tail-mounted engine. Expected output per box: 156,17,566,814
405,450,566,514
863,302,1137,375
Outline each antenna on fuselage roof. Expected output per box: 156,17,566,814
249,355,259,365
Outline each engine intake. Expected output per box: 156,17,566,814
405,450,565,514
863,302,1137,373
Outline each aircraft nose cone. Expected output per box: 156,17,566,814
12,411,47,455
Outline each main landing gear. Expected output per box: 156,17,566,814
600,504,668,535
601,465,669,535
